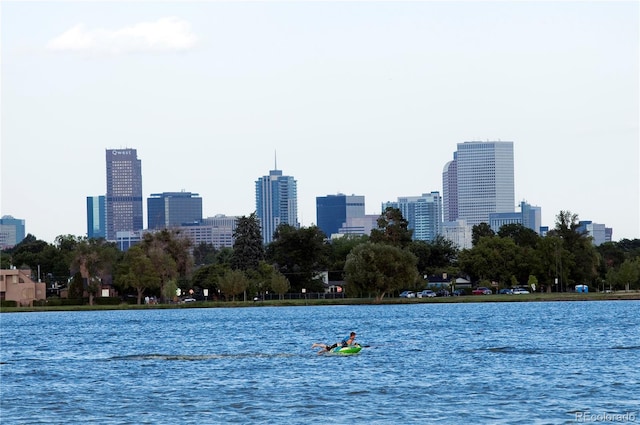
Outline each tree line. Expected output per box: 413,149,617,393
2,209,639,304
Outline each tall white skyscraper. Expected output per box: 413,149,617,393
443,141,515,226
255,167,299,245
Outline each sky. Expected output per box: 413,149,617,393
1,0,639,245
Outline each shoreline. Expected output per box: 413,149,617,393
1,291,639,313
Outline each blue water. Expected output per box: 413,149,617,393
1,301,639,424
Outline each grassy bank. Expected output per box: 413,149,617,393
1,291,639,313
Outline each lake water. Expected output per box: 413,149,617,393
1,301,639,424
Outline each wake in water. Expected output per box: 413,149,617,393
108,353,298,361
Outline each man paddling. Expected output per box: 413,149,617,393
311,332,357,355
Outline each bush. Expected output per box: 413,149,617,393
60,298,85,306
95,297,121,305
1,300,18,308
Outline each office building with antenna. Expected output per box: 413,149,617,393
255,155,299,245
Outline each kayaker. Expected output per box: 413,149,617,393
311,332,357,354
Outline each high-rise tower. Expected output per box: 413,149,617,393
255,164,298,245
86,195,106,239
105,148,143,240
147,192,203,230
383,192,443,242
442,152,458,222
443,141,514,226
316,194,365,239
0,215,26,249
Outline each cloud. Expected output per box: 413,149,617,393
46,17,198,55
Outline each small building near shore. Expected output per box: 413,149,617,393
0,268,47,306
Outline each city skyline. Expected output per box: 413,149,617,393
2,1,638,244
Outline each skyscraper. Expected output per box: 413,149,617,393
442,153,458,222
147,192,203,230
105,148,143,240
316,194,365,239
86,196,106,239
0,215,26,249
443,141,515,226
383,192,443,242
255,167,298,245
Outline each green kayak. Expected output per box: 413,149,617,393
328,345,362,355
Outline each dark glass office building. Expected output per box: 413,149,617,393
105,149,143,240
316,194,365,239
148,192,203,229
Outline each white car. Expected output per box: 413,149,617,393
399,291,416,298
512,288,530,295
418,290,436,298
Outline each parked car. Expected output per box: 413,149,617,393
452,289,466,296
499,288,513,295
472,287,492,295
182,297,197,303
436,289,450,297
400,291,416,298
512,288,530,294
418,290,436,298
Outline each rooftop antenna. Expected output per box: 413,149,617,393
274,150,278,170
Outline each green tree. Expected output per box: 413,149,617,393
218,269,248,301
243,260,279,299
344,242,419,301
409,236,459,277
370,207,413,248
8,235,68,284
163,279,179,302
616,238,640,260
596,240,640,288
192,242,218,266
67,272,84,299
231,212,265,272
471,223,495,247
215,247,234,266
143,237,177,302
536,235,570,292
458,237,520,285
270,271,290,300
0,251,10,269
139,230,192,302
607,258,640,291
548,211,599,289
191,263,228,297
408,240,431,277
266,225,330,293
497,223,540,248
327,235,368,282
70,238,119,305
118,245,160,304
